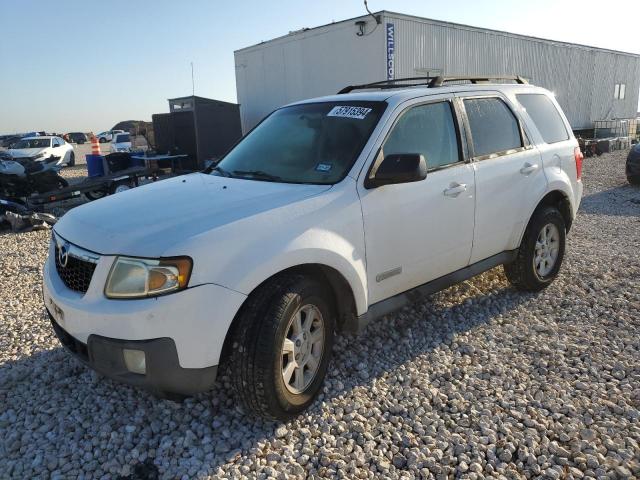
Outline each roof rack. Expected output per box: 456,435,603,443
338,75,528,94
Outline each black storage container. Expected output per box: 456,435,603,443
152,96,242,169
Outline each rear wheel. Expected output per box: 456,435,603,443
504,207,566,291
228,274,335,420
99,137,107,143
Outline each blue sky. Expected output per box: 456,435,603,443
0,0,637,133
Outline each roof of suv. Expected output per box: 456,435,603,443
291,82,544,108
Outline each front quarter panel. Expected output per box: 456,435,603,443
165,178,370,315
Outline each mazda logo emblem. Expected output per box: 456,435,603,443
57,242,70,268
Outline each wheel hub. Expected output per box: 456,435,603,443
534,223,560,278
281,304,325,394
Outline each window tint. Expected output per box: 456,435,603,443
383,101,460,170
517,93,569,144
464,98,522,157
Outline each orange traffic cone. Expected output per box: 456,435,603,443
90,134,102,155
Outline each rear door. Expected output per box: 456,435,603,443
358,95,476,304
458,92,546,264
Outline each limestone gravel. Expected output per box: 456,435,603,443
1,151,639,479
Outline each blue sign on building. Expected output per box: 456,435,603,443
386,23,395,80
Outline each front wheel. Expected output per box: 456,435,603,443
67,151,75,167
628,175,640,186
228,274,335,420
99,137,107,143
504,206,566,291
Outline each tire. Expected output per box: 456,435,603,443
228,274,335,420
85,190,108,201
110,181,132,194
67,152,75,167
99,137,107,143
504,206,566,292
628,175,640,186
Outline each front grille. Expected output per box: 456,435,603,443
54,248,97,293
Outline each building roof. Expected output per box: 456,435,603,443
236,10,640,58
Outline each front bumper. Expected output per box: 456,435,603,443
48,310,218,395
43,237,247,373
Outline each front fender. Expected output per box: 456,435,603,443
216,228,369,315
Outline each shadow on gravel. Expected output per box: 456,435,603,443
0,277,532,477
579,184,640,217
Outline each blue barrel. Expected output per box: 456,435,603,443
86,154,104,177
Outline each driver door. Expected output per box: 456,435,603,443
357,96,476,305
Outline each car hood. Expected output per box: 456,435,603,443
54,173,332,257
7,147,46,157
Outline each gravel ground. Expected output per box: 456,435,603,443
1,151,639,479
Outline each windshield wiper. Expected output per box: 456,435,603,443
232,170,282,181
211,165,232,177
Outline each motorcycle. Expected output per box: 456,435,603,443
0,152,69,199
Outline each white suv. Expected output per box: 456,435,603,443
43,76,583,420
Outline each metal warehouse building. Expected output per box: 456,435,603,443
234,10,640,133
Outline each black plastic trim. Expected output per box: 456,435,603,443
48,312,218,396
345,250,518,333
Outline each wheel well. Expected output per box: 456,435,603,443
534,191,573,232
218,264,357,367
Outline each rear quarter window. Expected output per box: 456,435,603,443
516,93,569,144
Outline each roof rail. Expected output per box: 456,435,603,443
428,75,529,87
337,75,528,94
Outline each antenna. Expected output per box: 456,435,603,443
191,62,195,96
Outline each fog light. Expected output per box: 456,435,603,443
123,349,146,374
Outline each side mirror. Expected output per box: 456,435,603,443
365,153,427,188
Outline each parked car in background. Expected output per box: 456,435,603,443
96,130,125,143
44,77,583,420
627,143,640,184
8,136,75,166
109,133,132,153
67,132,88,144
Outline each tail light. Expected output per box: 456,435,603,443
574,146,583,180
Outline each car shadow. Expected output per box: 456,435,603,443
0,269,532,478
579,183,640,217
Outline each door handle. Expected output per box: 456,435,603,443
520,162,539,175
443,182,467,197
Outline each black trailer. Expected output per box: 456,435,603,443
2,166,154,213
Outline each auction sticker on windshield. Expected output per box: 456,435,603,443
327,106,372,120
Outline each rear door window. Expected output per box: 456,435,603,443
464,97,523,158
516,93,569,144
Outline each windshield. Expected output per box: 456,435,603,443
12,138,50,149
115,133,130,143
213,101,386,184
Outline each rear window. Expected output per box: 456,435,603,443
464,97,523,157
517,94,569,144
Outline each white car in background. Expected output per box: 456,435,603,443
96,130,125,143
109,133,132,153
8,136,75,166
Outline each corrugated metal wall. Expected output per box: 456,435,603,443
235,11,640,132
235,15,384,132
384,12,640,129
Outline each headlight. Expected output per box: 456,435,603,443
105,256,192,299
